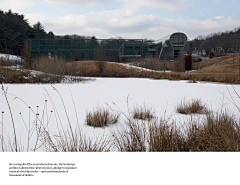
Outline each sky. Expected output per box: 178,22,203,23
0,0,240,40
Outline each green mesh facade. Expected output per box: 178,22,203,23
27,33,188,61
27,39,145,60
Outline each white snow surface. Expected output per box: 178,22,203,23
0,78,240,151
0,53,22,62
115,62,172,73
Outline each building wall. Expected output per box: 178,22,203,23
27,32,187,61
27,39,144,61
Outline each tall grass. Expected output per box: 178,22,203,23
112,118,187,152
112,110,240,152
41,127,112,152
132,104,155,120
186,112,240,151
176,98,208,114
85,106,120,128
31,56,67,75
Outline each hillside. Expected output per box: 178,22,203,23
193,53,239,74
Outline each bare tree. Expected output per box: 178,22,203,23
94,44,107,74
20,40,33,69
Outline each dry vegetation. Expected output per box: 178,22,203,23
66,53,240,84
1,53,240,84
31,56,67,75
85,106,120,128
0,67,64,83
132,104,155,120
112,118,186,152
0,56,86,83
186,112,240,151
176,98,208,114
112,110,240,152
193,53,240,73
66,60,149,77
42,128,112,152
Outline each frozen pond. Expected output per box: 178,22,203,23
0,78,240,151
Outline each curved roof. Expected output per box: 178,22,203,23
153,35,171,45
153,32,188,47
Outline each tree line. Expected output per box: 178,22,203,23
186,27,240,55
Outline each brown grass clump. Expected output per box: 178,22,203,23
187,112,240,151
112,120,148,152
42,128,111,152
112,118,187,152
176,98,208,114
85,106,120,128
132,104,155,120
148,120,187,151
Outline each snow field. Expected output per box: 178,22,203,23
0,78,240,151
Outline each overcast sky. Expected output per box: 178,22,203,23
1,0,240,40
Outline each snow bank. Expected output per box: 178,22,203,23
0,53,22,62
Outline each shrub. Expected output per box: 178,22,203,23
85,106,119,128
184,53,192,71
176,98,208,114
73,53,79,61
209,51,215,59
116,54,120,63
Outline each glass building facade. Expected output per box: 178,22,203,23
27,38,145,60
27,32,188,61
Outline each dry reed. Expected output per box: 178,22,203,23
85,106,120,128
176,98,208,114
132,104,155,120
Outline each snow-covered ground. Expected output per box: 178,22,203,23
0,78,240,151
0,53,22,62
114,62,172,73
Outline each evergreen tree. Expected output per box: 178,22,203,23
32,21,47,39
0,9,30,54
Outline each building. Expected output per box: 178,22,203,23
153,32,188,60
26,32,188,61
